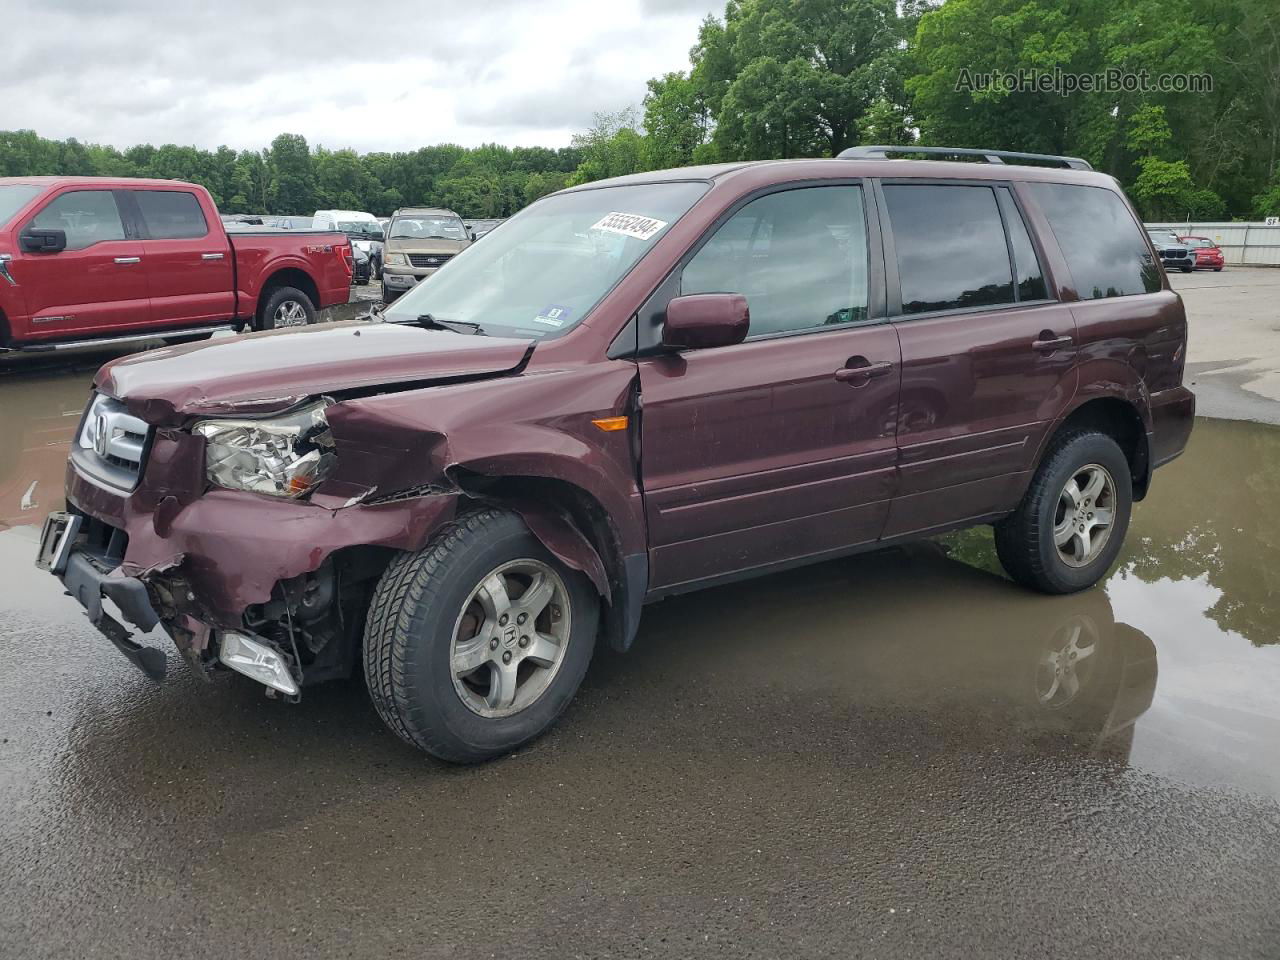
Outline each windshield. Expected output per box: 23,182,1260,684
383,181,708,338
1148,231,1180,245
0,185,43,227
389,216,468,240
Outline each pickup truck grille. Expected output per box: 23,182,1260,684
408,253,453,269
74,393,151,491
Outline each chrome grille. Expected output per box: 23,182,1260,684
75,393,152,490
407,253,453,268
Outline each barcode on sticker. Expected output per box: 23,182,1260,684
590,212,669,241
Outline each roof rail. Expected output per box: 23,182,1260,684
838,145,1093,171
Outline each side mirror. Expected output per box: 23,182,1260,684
467,228,476,241
20,228,67,253
662,293,749,350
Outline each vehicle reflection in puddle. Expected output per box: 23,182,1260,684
938,417,1280,796
2,363,1279,797
0,371,90,531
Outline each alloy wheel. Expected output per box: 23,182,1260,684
449,559,572,718
274,299,309,327
1053,463,1116,568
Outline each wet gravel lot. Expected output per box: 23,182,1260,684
2,276,1280,958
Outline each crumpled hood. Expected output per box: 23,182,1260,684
95,321,534,425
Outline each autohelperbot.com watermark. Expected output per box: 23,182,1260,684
955,67,1213,97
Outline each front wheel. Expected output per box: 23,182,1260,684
363,508,599,763
994,430,1132,594
256,286,317,331
1181,266,1193,273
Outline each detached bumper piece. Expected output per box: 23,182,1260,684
37,511,167,681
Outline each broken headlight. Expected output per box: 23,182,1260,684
193,402,336,498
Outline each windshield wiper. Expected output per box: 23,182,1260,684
416,313,485,336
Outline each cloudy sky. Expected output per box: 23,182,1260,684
7,0,720,153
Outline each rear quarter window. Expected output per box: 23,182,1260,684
1026,182,1160,299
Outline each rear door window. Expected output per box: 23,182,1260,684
1026,182,1160,298
883,184,1014,314
681,185,870,336
29,190,126,251
134,190,209,240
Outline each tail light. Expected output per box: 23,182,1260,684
338,242,354,277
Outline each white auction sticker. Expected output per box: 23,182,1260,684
590,212,669,241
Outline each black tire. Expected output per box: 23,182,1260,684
255,286,317,331
363,508,599,763
1214,267,1223,272
1180,266,1193,273
382,287,400,304
994,430,1132,594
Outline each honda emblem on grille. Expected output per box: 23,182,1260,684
93,413,110,458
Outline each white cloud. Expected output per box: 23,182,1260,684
4,0,721,152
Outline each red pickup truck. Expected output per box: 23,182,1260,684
0,177,353,352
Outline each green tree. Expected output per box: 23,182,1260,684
567,109,649,185
691,0,909,160
643,71,711,169
267,133,314,213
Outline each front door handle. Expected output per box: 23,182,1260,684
835,359,894,385
113,256,142,265
1033,334,1073,352
201,252,225,261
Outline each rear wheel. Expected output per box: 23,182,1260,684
363,508,599,763
994,430,1132,594
256,286,316,331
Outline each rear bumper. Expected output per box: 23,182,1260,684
1149,385,1196,469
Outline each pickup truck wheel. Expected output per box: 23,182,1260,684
994,430,1132,594
363,508,599,763
257,286,316,331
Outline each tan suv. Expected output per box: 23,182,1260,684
380,206,471,302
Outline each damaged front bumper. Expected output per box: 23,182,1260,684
38,510,167,680
41,458,460,689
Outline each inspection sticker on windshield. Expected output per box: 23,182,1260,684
590,212,668,241
534,305,572,327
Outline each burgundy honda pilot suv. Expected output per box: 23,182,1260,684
38,146,1194,763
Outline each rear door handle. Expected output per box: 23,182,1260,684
114,256,141,265
1033,334,1073,352
835,360,894,384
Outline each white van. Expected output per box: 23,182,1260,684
313,210,385,275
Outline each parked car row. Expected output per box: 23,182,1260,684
1146,229,1226,272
